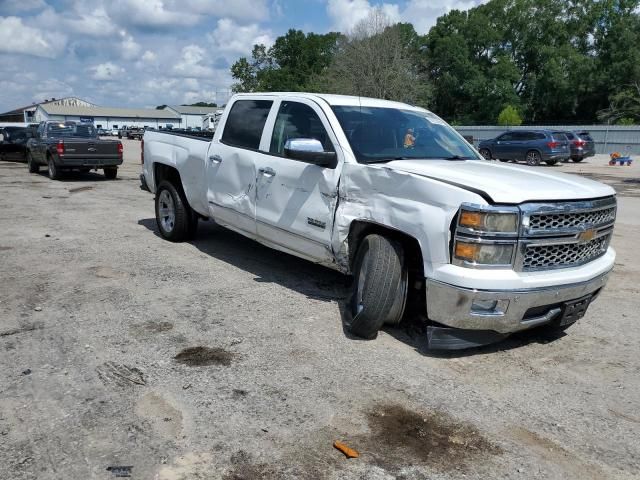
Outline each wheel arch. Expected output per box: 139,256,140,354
347,221,423,275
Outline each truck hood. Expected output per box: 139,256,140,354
383,159,615,204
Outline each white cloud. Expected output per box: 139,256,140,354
0,16,67,58
66,7,118,37
0,0,46,14
89,62,125,81
326,0,400,32
172,45,215,78
207,18,272,55
33,78,75,102
119,32,142,60
326,0,488,34
106,0,202,29
141,50,158,63
168,0,269,23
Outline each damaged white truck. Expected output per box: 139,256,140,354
141,93,616,349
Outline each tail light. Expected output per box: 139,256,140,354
56,140,64,156
573,139,586,147
117,142,123,158
140,139,144,164
547,141,559,148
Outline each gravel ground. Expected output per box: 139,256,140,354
0,142,638,480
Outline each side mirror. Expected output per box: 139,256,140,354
283,138,337,168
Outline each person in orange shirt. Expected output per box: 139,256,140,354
404,128,415,148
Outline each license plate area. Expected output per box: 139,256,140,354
559,294,593,326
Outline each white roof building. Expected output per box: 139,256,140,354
35,104,181,129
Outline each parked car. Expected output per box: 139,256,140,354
0,126,33,162
562,130,596,162
118,126,144,140
140,93,616,350
110,127,119,136
26,121,123,180
478,130,570,166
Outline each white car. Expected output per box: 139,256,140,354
110,128,119,136
141,93,616,349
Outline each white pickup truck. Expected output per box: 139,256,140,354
141,93,616,349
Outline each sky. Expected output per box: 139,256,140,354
0,0,486,112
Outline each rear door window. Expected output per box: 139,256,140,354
578,132,593,141
552,132,568,141
221,100,273,150
498,132,516,141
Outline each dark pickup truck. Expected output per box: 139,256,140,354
118,126,144,140
26,121,123,180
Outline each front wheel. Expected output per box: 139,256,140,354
27,152,39,173
104,167,117,180
347,234,408,339
479,148,491,160
526,150,542,166
155,180,197,242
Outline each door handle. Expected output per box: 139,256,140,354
209,154,222,164
258,167,276,177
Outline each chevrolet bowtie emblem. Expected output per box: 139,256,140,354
578,229,596,243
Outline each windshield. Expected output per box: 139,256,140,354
331,106,480,163
47,122,97,138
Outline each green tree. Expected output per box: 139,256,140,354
231,30,341,93
184,102,217,107
497,105,523,125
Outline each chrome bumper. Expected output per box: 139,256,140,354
426,270,611,334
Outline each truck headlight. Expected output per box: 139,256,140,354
454,241,514,266
459,209,519,234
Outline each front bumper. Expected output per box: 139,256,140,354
426,270,611,334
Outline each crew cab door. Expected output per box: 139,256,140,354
253,98,342,263
206,99,274,237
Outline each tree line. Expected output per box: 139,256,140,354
231,0,640,125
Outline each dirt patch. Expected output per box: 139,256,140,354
68,186,94,194
354,403,500,472
222,450,280,480
131,321,174,335
174,346,237,367
90,266,129,279
0,246,12,251
135,392,183,440
509,427,604,479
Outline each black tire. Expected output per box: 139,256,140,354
79,167,91,174
545,159,558,166
347,234,408,339
27,152,39,173
479,148,491,160
572,157,584,163
47,156,60,180
499,159,510,162
526,150,542,166
104,167,117,180
155,180,197,242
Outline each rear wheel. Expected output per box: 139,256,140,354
479,148,491,160
47,156,60,180
346,234,408,339
104,167,117,180
155,180,197,242
27,152,39,173
79,167,91,174
572,157,584,163
526,150,542,166
545,159,558,166
499,159,510,162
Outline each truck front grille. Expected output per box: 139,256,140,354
517,197,616,271
529,207,616,232
522,234,611,270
